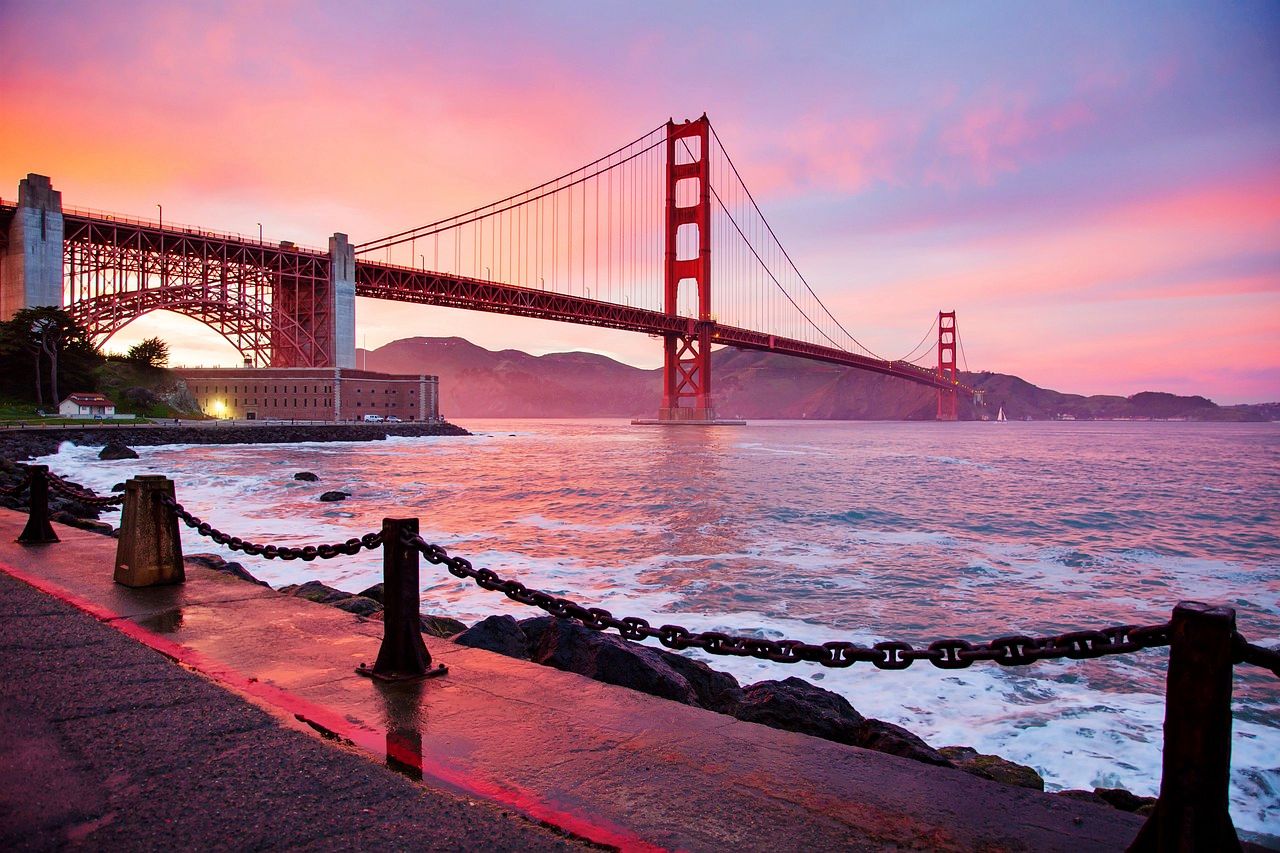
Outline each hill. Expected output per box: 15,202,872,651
361,337,1274,422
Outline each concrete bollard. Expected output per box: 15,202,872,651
357,517,447,682
114,475,185,588
17,465,59,545
1128,602,1241,852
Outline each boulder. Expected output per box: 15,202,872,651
318,491,347,502
110,482,126,492
735,677,865,745
455,615,532,660
939,746,1044,790
183,553,270,587
520,616,738,709
50,512,114,536
293,471,319,481
279,579,354,605
357,582,384,603
857,719,954,767
98,442,139,460
1057,789,1108,806
735,677,952,767
1094,787,1157,813
421,614,467,638
332,596,383,618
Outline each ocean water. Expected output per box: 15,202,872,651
43,419,1280,836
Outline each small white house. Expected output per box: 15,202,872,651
58,393,116,418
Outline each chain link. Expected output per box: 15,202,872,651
159,494,382,560
45,472,126,507
402,532,1172,670
1234,634,1280,677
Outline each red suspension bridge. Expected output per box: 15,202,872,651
0,114,979,421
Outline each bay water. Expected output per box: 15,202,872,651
43,419,1280,836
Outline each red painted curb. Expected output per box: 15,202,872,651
0,557,665,853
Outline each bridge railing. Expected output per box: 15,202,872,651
58,202,327,255
6,466,1276,849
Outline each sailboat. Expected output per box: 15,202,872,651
996,406,1008,422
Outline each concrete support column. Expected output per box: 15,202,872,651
334,368,343,421
1,174,64,321
330,233,355,369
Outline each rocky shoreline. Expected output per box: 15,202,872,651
0,421,471,463
190,552,1155,818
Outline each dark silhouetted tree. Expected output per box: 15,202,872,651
0,308,101,408
126,336,169,368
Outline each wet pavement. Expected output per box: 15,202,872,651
0,570,589,851
0,509,1149,851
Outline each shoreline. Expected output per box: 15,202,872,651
0,420,471,462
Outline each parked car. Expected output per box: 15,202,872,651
386,415,402,423
362,414,384,422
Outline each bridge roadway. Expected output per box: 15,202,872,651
355,259,972,394
2,201,975,396
0,510,1144,851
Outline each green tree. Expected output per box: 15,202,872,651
0,308,101,408
126,336,170,368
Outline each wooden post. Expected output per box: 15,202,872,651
114,475,184,587
357,518,446,682
1128,601,1241,852
17,465,58,545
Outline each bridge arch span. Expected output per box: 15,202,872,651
67,285,310,368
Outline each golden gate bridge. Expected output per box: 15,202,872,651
0,114,978,421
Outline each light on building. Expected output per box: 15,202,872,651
211,400,227,418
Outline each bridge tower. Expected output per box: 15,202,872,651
269,232,355,369
657,115,716,422
1,174,64,321
936,310,958,421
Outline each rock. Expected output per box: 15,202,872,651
735,677,866,745
1094,787,1157,813
735,677,952,767
456,615,532,659
521,616,732,709
421,614,467,638
293,471,319,481
183,553,270,587
98,442,139,460
332,596,383,618
280,579,354,605
110,482,126,492
50,511,114,536
318,490,347,502
856,718,954,767
357,582,384,603
939,746,1044,791
1057,789,1108,806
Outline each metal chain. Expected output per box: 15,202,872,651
402,532,1172,670
159,494,382,560
45,472,126,507
1234,634,1280,677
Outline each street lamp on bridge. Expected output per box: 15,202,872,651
156,203,162,229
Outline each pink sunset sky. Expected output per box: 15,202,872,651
1,1,1277,403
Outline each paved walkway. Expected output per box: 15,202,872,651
0,510,1150,851
0,571,587,851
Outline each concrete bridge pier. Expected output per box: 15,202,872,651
1,174,64,321
268,232,355,368
331,232,355,369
